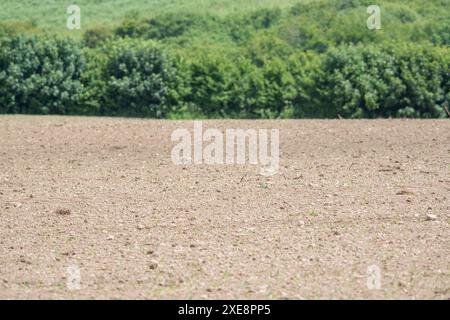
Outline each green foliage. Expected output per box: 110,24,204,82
0,0,300,31
114,9,281,46
278,20,329,52
83,25,114,48
116,13,204,40
226,8,282,43
95,39,180,117
311,44,450,118
0,21,40,38
183,50,245,117
245,34,294,65
0,35,86,114
0,0,449,118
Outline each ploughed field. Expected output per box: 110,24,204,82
0,116,449,299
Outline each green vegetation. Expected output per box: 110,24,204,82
0,0,300,32
308,210,320,217
0,0,449,118
0,36,86,114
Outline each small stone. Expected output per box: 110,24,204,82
55,208,71,215
149,262,158,270
19,258,32,265
107,235,114,240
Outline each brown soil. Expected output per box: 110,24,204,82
0,115,449,299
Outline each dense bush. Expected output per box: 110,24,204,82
182,48,311,118
95,39,181,117
425,22,450,46
114,9,281,45
226,8,282,43
83,25,114,48
310,44,450,118
0,21,39,38
0,36,86,114
278,21,329,52
115,13,211,41
183,50,243,117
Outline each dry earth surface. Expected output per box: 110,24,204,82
0,115,449,299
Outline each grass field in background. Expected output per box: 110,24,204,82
0,0,304,32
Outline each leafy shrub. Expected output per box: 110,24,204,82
183,46,299,118
226,8,282,43
96,39,180,117
392,7,418,23
0,21,39,38
288,52,324,118
144,13,199,40
425,22,450,46
0,35,86,114
83,25,114,48
334,0,364,11
311,44,450,118
115,13,211,41
278,21,329,52
244,33,294,66
183,50,239,117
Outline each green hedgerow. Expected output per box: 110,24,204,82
0,35,86,114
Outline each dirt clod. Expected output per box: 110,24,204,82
149,263,158,270
54,208,71,215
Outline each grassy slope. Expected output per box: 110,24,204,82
2,0,449,46
0,0,304,31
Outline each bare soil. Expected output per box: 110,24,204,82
0,116,449,299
